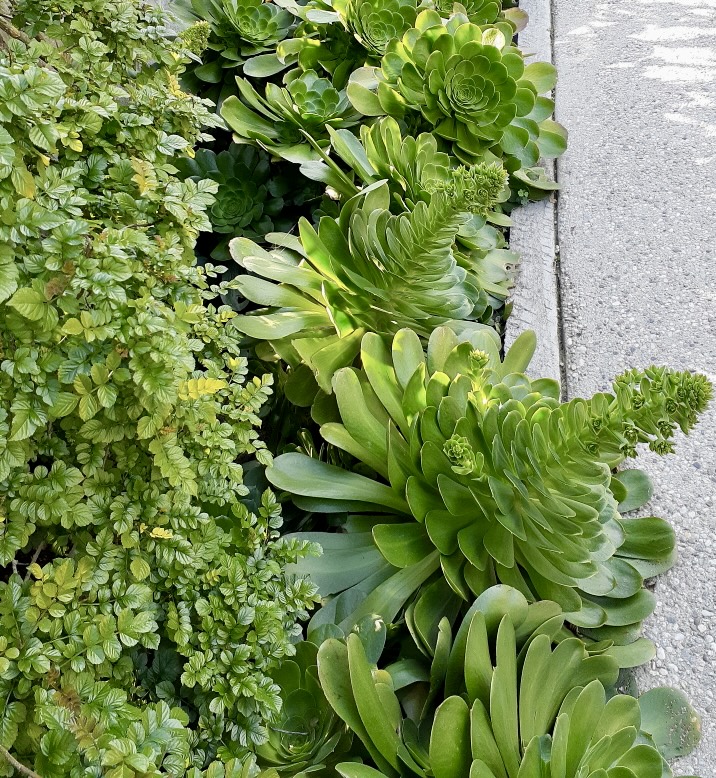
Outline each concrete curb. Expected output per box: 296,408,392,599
504,0,562,384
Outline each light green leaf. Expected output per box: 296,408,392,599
613,469,654,513
0,248,18,303
372,522,433,568
523,62,558,93
639,687,702,759
347,634,401,772
429,696,472,778
267,453,409,513
7,288,46,321
49,392,79,419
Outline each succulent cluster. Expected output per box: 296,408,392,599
319,587,701,778
429,0,502,24
229,165,507,398
176,145,284,237
256,641,353,774
176,0,295,102
347,9,566,166
221,70,361,162
268,327,711,663
180,0,565,192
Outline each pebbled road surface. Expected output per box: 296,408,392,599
553,0,716,773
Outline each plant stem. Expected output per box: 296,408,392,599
0,16,30,46
24,542,46,580
0,745,43,778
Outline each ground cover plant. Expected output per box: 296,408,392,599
0,1,319,774
0,0,712,776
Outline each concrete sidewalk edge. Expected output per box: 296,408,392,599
504,0,562,384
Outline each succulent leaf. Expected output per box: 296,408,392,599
428,0,502,25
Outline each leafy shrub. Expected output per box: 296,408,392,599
0,0,317,772
267,327,711,661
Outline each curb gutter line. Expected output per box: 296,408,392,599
504,0,563,386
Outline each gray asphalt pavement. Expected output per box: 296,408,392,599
553,1,716,773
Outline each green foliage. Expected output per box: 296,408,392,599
267,327,711,657
255,641,353,775
0,0,318,772
173,144,325,262
333,0,419,57
176,0,295,103
3,0,707,773
221,69,361,163
318,586,701,778
175,145,284,238
228,164,507,398
347,9,567,168
427,0,502,25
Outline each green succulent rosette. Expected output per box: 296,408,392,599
175,144,283,237
267,327,712,662
317,586,702,778
347,9,567,169
428,0,502,25
334,0,419,57
175,0,295,103
221,69,361,162
256,641,353,775
228,166,507,399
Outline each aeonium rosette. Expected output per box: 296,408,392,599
347,9,567,169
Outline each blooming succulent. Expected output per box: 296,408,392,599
347,9,567,168
268,327,712,658
318,586,702,778
299,118,516,309
229,166,507,397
